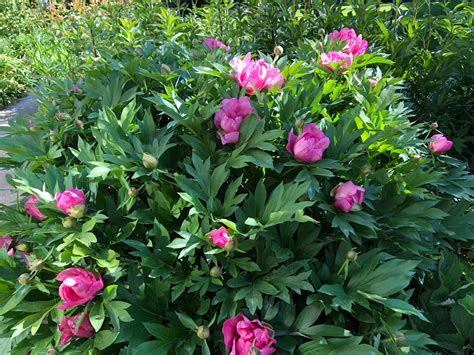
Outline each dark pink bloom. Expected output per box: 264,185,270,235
429,134,453,155
320,51,353,70
229,53,284,95
286,123,330,163
56,268,104,310
209,227,231,248
333,181,365,213
73,84,80,93
203,37,230,51
214,97,254,145
55,189,86,218
59,312,94,346
222,313,276,355
25,195,46,221
0,236,14,256
329,28,368,56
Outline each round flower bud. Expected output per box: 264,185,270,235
413,154,421,162
128,187,139,198
318,28,326,36
430,122,438,130
224,237,238,253
210,266,222,278
346,250,358,262
29,259,44,272
18,273,31,286
196,325,210,340
360,164,372,175
15,243,29,252
161,64,171,74
142,153,158,169
49,131,59,143
62,217,77,229
316,41,323,50
394,331,405,346
46,348,58,355
74,119,84,129
273,45,284,56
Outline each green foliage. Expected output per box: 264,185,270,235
0,0,472,354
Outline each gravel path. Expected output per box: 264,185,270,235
0,94,39,205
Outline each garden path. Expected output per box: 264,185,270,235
0,94,39,205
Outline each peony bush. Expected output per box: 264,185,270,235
0,19,473,355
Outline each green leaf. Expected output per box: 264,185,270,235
94,330,118,350
299,341,382,354
459,294,474,316
90,302,106,332
175,312,198,331
292,302,323,333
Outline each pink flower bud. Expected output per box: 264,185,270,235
428,134,453,155
333,181,365,213
286,123,330,163
58,312,95,345
203,37,230,51
56,268,104,310
55,189,86,218
222,313,276,355
0,236,14,256
25,195,46,221
209,227,231,249
214,96,254,145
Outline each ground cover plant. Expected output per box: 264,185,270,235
0,1,473,354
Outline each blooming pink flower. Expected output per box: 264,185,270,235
286,123,330,163
329,28,368,56
209,227,231,248
25,195,46,221
320,51,353,70
214,97,254,144
55,189,86,218
229,53,284,95
429,134,453,155
0,236,14,256
59,312,94,346
333,181,365,213
222,313,276,355
203,37,230,51
56,268,104,310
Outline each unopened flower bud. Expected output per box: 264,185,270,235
161,64,171,74
18,273,31,286
210,266,222,278
318,28,326,36
29,259,44,272
143,153,158,169
346,250,358,262
316,41,323,50
49,130,59,143
73,84,81,94
68,204,86,219
15,243,29,252
196,325,210,339
273,45,284,56
224,238,238,253
294,118,305,135
128,187,138,198
46,348,58,355
361,164,372,175
413,154,421,162
74,119,84,129
394,331,405,346
430,122,438,130
62,217,76,229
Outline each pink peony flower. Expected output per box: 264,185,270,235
55,189,86,219
0,236,14,256
333,181,365,213
329,28,368,56
429,134,453,155
59,312,94,346
286,123,330,163
222,313,276,355
214,96,254,145
209,227,231,248
203,37,230,51
56,268,104,310
320,51,353,70
229,53,284,95
25,195,46,221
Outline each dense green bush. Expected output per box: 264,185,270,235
0,1,473,354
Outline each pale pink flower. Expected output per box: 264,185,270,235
320,51,353,70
